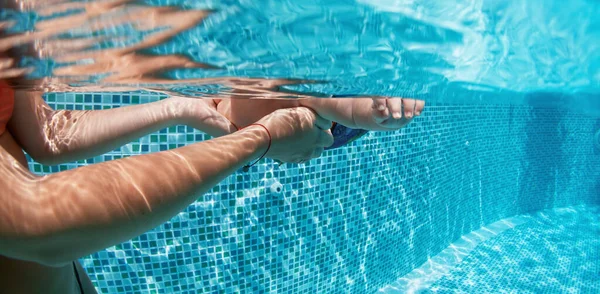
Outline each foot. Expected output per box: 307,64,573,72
371,97,425,129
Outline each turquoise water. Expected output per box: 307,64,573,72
32,95,600,293
427,206,600,294
3,0,599,293
382,205,600,293
147,0,599,101
2,0,600,108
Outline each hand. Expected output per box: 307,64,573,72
169,96,237,137
255,107,334,163
371,97,425,130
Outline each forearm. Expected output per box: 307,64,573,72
41,99,179,164
0,126,267,266
10,93,227,165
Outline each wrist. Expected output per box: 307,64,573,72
238,124,272,162
164,97,237,136
163,97,192,126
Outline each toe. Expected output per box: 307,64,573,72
372,98,389,121
414,100,425,116
372,97,387,112
387,98,403,119
403,99,417,119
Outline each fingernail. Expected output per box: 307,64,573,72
405,112,413,118
415,111,421,116
378,105,385,111
392,112,401,119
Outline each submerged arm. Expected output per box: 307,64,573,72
0,126,269,266
8,91,235,165
0,107,333,267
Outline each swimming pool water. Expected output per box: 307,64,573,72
428,205,600,294
6,0,598,292
31,93,600,293
148,0,599,100
2,0,599,109
382,205,600,293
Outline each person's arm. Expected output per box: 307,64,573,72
0,107,333,267
301,97,425,131
8,91,235,165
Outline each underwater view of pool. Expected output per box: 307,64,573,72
1,0,598,293
31,92,599,293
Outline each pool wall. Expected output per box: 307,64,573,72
31,93,600,293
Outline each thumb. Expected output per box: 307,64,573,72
206,115,237,137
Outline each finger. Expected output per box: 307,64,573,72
0,67,31,79
314,114,333,131
293,158,306,164
387,98,403,119
414,100,425,116
311,147,325,159
298,150,314,163
403,99,417,119
317,129,334,148
0,58,13,71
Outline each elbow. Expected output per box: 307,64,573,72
0,199,77,267
29,248,76,267
0,237,76,268
34,249,76,267
29,154,62,167
26,144,64,166
26,111,70,166
29,231,84,267
0,168,78,267
1,224,79,267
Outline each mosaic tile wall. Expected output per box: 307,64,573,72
30,92,600,293
429,205,600,294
